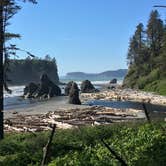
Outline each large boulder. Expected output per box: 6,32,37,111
68,82,81,105
24,74,61,99
24,82,39,98
110,78,117,84
36,74,61,98
81,80,96,93
64,81,74,96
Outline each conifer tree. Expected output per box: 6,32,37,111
127,23,146,66
124,10,166,94
147,10,164,70
0,0,37,139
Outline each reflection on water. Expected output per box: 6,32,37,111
86,100,166,112
4,96,38,110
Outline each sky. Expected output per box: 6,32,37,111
9,0,166,76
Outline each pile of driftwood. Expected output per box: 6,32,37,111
81,89,166,105
4,106,143,133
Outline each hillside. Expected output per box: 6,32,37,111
7,57,59,85
65,69,127,80
123,10,166,95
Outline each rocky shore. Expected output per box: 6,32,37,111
81,88,166,105
4,87,166,133
4,105,144,133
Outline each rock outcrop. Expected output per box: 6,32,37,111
24,82,39,98
81,80,97,93
24,74,61,98
64,81,74,96
110,78,117,84
36,74,61,98
68,82,81,105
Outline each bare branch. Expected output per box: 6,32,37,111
101,139,128,166
41,124,56,166
142,103,151,123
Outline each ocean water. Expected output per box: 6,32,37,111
4,79,120,110
86,100,166,112
4,86,32,110
60,78,123,85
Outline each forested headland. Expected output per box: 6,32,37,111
123,10,166,95
8,55,59,85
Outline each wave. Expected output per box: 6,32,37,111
61,78,123,85
4,79,123,110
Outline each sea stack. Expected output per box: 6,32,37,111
68,82,81,105
24,73,61,99
110,78,117,84
64,81,74,96
81,80,96,93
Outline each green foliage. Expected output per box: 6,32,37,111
144,79,166,95
124,10,166,95
0,123,166,166
8,56,59,85
137,68,160,89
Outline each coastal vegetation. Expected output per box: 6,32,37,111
0,122,166,166
123,10,166,95
0,2,166,166
0,0,37,140
8,56,59,85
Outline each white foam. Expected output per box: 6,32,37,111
75,80,123,85
4,86,24,98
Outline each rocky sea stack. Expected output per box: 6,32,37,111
64,81,74,96
68,82,81,105
24,74,61,99
81,80,98,93
110,78,117,84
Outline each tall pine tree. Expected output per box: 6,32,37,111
124,10,166,94
0,0,37,139
147,10,164,70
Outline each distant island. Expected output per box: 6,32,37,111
62,69,127,80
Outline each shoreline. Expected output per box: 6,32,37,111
4,87,166,132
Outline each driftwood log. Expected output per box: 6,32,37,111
41,124,56,166
142,103,151,123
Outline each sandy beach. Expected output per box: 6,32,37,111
4,86,166,133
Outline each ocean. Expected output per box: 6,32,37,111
4,79,123,111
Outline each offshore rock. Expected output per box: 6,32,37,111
36,74,61,98
24,74,61,98
69,82,81,105
81,80,97,93
65,81,74,96
24,82,39,98
110,78,117,84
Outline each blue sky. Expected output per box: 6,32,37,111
9,0,166,76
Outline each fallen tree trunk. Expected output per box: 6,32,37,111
41,124,56,166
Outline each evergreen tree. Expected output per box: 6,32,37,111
147,10,164,70
124,10,166,95
0,0,37,139
127,23,147,66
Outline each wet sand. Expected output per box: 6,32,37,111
4,96,90,119
4,88,166,132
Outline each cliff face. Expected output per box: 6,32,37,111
7,58,59,85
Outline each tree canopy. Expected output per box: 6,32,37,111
123,10,166,95
8,56,59,85
0,0,37,139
